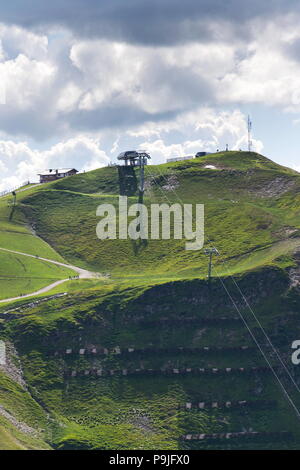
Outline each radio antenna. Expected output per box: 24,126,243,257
247,115,252,152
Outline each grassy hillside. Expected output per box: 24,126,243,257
2,266,300,450
0,417,47,450
0,369,51,449
0,251,75,300
1,151,300,450
16,151,300,281
0,189,79,300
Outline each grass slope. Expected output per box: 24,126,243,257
0,190,77,300
17,151,300,281
0,370,51,449
1,151,300,449
0,251,74,300
3,268,300,450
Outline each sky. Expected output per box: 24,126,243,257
0,0,300,190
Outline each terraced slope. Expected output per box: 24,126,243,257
2,268,300,449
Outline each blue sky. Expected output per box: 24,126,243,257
230,103,300,169
0,1,300,190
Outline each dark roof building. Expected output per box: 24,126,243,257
38,168,78,183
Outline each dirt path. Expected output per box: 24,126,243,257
0,247,97,278
0,279,70,303
15,183,43,194
0,247,101,303
0,183,42,198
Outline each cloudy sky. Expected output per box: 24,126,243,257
0,0,300,190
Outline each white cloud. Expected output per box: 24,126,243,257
216,15,300,111
0,53,55,110
0,15,299,189
0,23,48,60
56,83,83,113
69,38,235,114
43,136,110,171
0,108,263,190
70,40,144,110
0,17,299,140
110,136,120,154
127,108,263,163
66,19,300,117
292,165,300,173
0,136,110,191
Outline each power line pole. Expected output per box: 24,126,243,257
11,191,16,206
137,151,149,203
139,154,146,194
247,115,252,152
204,248,219,282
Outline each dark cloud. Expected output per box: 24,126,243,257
0,0,298,144
284,37,300,62
67,106,180,132
0,106,63,141
65,69,212,133
0,30,214,140
0,0,297,45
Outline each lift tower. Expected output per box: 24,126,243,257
204,247,219,282
137,150,150,203
117,150,151,204
11,191,16,206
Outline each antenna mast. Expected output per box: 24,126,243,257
247,115,252,152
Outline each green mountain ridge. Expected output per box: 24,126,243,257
17,151,300,279
0,150,300,449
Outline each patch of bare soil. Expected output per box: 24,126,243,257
0,405,37,436
161,174,179,191
0,341,26,388
248,177,296,198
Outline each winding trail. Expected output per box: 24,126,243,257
0,247,101,303
0,182,42,198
